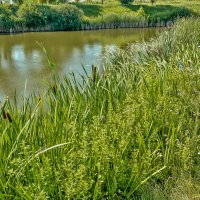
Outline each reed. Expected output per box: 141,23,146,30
0,18,200,199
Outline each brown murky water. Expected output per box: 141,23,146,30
0,28,157,98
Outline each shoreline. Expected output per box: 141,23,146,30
0,20,173,34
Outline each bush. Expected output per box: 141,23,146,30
17,4,52,28
0,14,15,29
16,4,83,30
0,5,19,31
0,4,12,16
51,4,83,30
172,7,191,18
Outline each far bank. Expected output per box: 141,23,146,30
0,2,194,33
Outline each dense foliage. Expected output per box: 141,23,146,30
0,3,83,31
16,4,83,30
0,18,200,199
0,3,12,15
17,4,51,28
51,4,84,30
0,2,193,32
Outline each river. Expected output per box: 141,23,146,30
0,28,157,99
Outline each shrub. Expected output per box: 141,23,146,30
51,4,83,30
9,5,19,15
173,7,191,18
17,4,52,28
0,14,15,29
0,4,12,16
0,4,18,31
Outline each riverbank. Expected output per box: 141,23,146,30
3,20,172,33
0,1,194,33
0,17,200,199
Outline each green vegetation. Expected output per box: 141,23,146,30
0,0,196,32
0,4,84,31
17,4,83,30
74,0,200,17
0,17,200,199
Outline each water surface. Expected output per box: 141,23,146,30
0,28,157,98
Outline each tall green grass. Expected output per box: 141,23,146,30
0,18,200,199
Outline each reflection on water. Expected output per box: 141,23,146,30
0,28,157,98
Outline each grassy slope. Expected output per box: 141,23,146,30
0,18,200,199
74,0,200,17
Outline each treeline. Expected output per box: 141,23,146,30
0,3,191,33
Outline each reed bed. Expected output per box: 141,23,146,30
0,18,200,199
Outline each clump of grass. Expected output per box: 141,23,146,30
0,18,200,199
83,12,147,29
